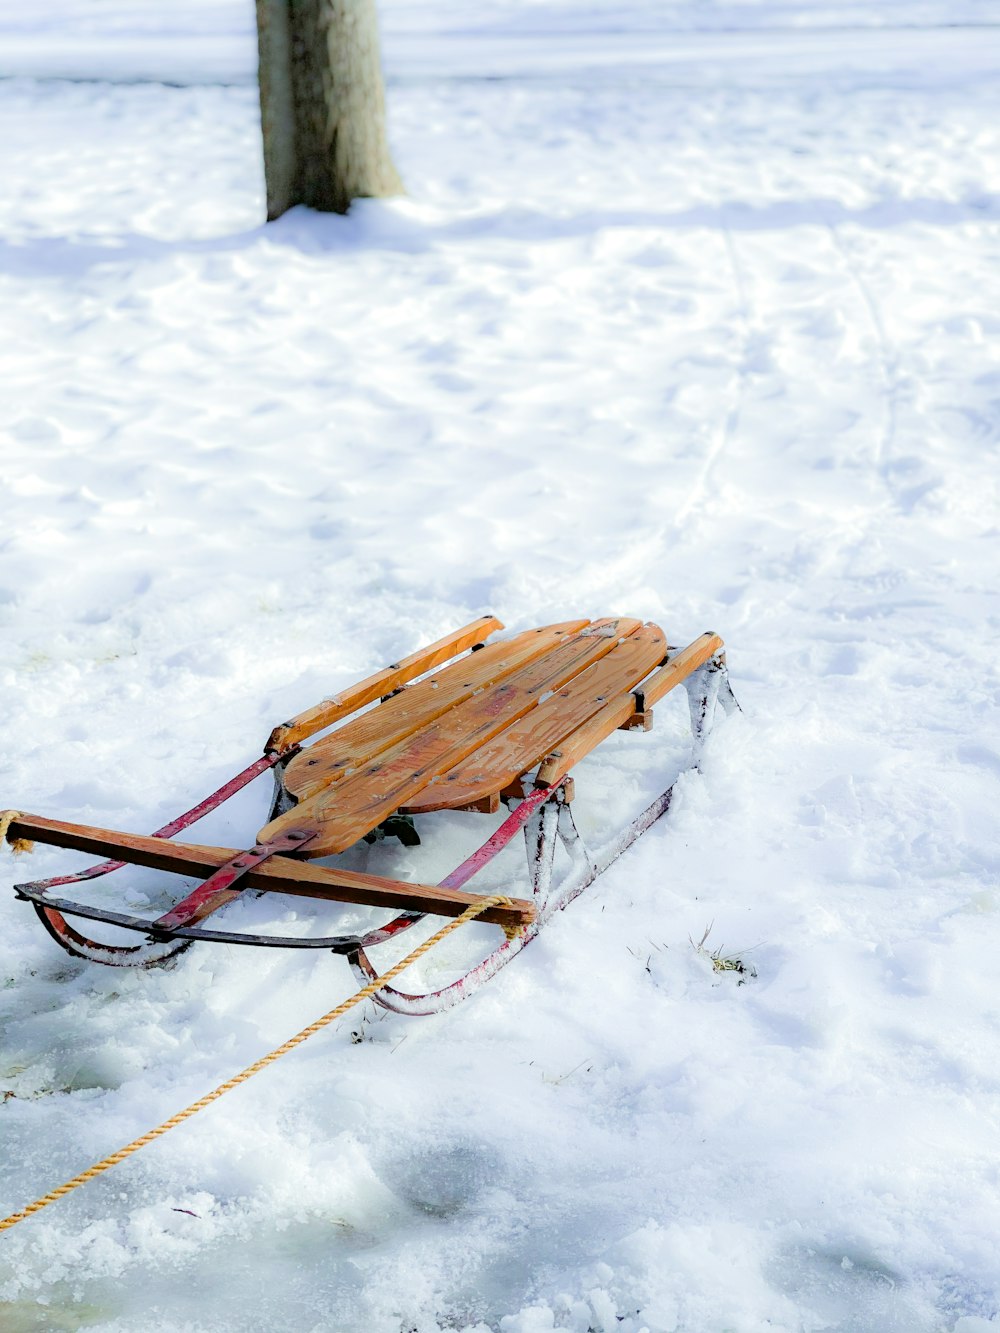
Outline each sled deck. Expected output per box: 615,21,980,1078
5,615,739,1014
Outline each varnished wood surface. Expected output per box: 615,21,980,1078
283,619,591,802
534,695,638,787
635,632,723,708
535,632,724,786
8,814,534,929
267,614,504,753
403,622,666,812
259,618,647,854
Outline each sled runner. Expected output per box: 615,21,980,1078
5,616,738,1014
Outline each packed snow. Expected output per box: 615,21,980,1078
2,2,1000,1330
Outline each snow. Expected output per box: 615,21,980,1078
2,2,1000,1330
4,2,1000,86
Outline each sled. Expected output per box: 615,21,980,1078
6,615,738,1014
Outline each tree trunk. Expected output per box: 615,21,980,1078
256,0,403,220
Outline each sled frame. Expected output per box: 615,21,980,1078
8,619,739,1011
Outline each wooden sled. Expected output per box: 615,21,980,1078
7,616,738,1014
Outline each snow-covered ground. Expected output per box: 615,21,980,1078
2,3,1000,1331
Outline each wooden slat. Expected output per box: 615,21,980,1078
283,619,591,802
266,614,505,753
634,632,724,709
404,622,667,812
258,618,646,855
534,695,637,788
533,633,723,790
8,814,534,929
533,633,722,789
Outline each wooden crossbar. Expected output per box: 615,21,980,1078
8,815,535,929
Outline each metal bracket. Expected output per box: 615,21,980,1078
266,750,300,822
523,781,587,905
151,828,316,932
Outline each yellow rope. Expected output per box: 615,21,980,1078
0,810,34,855
0,894,513,1233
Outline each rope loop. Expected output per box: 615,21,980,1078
0,893,513,1233
0,810,33,855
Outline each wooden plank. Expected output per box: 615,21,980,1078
283,619,591,802
535,695,637,788
634,632,724,709
404,622,667,812
266,614,505,753
258,617,646,854
8,814,534,929
532,633,725,789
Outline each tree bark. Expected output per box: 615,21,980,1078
257,0,403,220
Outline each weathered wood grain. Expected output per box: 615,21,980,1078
259,618,646,853
267,614,504,753
634,632,724,709
283,619,590,801
404,622,666,812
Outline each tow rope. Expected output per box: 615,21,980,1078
0,894,512,1232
